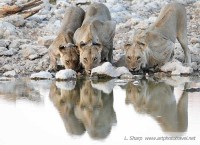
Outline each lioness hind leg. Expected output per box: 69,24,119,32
177,30,191,65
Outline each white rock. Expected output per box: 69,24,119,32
91,62,131,78
106,0,121,4
0,64,13,71
114,79,129,86
29,54,40,60
53,20,61,28
56,81,76,90
20,44,47,59
190,46,200,54
4,15,25,27
0,40,10,47
55,69,76,80
1,48,17,56
9,40,21,49
42,0,51,11
56,0,69,7
110,3,126,13
194,43,200,48
25,20,37,28
1,0,12,5
27,15,47,23
0,47,8,53
20,45,37,58
147,16,157,23
190,37,200,44
37,35,56,47
116,67,131,76
30,71,53,79
0,21,17,38
91,80,115,94
161,76,191,87
15,0,29,5
191,62,198,70
160,59,193,75
3,70,17,77
0,77,13,81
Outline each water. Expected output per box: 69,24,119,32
0,77,200,145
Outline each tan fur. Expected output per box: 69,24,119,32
48,7,85,71
124,3,191,71
74,80,116,139
49,82,85,135
73,3,116,74
126,80,188,132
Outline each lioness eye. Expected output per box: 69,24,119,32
136,56,141,60
65,60,69,64
127,56,131,60
138,42,145,46
84,58,87,62
93,57,97,61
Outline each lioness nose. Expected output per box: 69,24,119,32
130,67,136,71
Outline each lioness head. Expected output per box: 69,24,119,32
79,41,102,74
79,80,103,109
124,30,172,71
59,43,79,71
124,30,149,71
124,43,148,71
125,81,148,113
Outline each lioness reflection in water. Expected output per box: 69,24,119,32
49,81,85,135
74,80,116,139
49,79,116,139
126,80,188,132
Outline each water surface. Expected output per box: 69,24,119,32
0,77,200,145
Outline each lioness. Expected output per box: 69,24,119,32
73,3,116,74
49,82,85,135
48,6,85,71
125,3,191,72
126,80,188,132
74,80,116,139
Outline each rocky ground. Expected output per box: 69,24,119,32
0,0,200,77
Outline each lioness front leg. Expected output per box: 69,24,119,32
48,51,58,72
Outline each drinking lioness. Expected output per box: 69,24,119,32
125,3,191,72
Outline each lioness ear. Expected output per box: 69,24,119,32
59,45,67,54
80,41,86,48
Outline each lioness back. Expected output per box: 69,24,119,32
152,3,187,42
82,3,111,25
60,6,85,35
